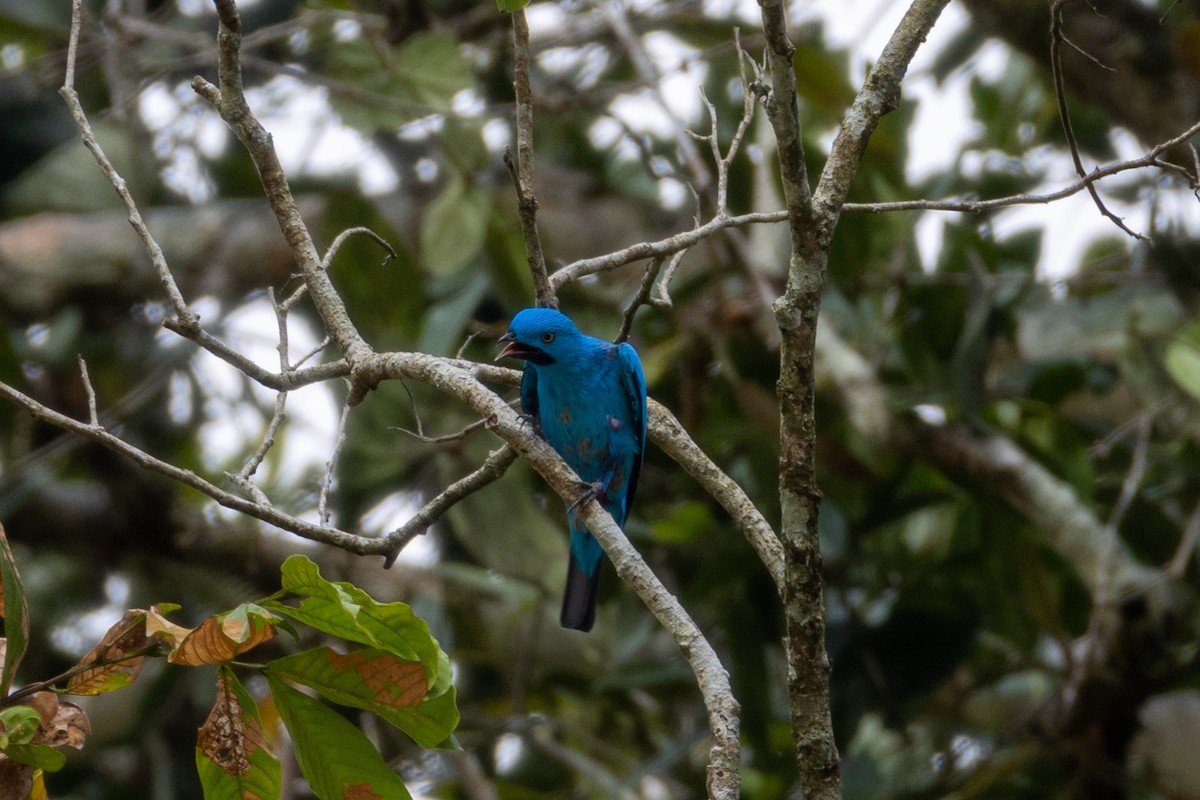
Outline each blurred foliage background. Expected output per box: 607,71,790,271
1,0,1200,798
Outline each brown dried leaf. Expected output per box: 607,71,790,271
198,670,249,776
197,670,269,776
24,691,58,725
0,757,32,800
36,699,90,750
345,783,384,800
170,613,275,666
66,609,148,695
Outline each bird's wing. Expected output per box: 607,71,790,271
617,342,647,515
519,363,539,419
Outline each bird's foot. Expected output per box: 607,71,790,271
516,412,543,439
568,480,607,513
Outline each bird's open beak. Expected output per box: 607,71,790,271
495,331,532,362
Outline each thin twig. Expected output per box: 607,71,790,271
394,416,490,445
383,445,519,567
321,226,397,271
653,250,689,309
319,389,354,526
60,0,197,328
229,392,286,505
1166,499,1200,581
1049,0,1146,240
547,115,1200,291
77,355,100,428
616,256,665,343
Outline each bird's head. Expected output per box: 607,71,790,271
495,307,583,366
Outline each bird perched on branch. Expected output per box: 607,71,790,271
496,308,647,631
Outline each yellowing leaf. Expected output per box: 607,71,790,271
0,523,29,697
65,610,148,696
146,605,193,649
169,606,276,666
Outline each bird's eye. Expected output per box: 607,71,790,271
541,332,555,344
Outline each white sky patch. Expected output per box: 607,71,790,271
189,297,339,485
537,43,611,88
360,491,437,565
641,31,706,123
588,116,625,151
482,118,512,153
658,176,689,210
244,76,399,195
493,732,525,775
2,43,24,70
451,88,485,117
609,91,677,139
50,573,131,657
524,3,567,36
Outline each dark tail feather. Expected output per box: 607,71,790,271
560,553,600,632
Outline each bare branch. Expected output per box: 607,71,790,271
0,378,383,555
648,400,784,590
230,391,287,504
1166,499,1200,581
195,0,375,391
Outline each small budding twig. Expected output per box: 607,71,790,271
77,356,100,428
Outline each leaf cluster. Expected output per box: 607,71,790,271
0,527,456,800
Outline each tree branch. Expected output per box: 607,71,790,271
759,2,952,798
507,8,554,310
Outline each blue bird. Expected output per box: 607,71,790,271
496,308,647,631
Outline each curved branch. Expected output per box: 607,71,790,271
194,0,374,377
381,351,742,800
648,400,784,590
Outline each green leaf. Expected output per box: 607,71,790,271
1165,320,1200,401
266,647,459,749
326,31,474,131
0,706,40,748
651,501,715,543
496,0,531,11
0,524,29,696
266,675,413,800
417,269,490,356
4,120,145,213
420,177,491,276
2,743,65,771
263,556,445,687
196,668,281,800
